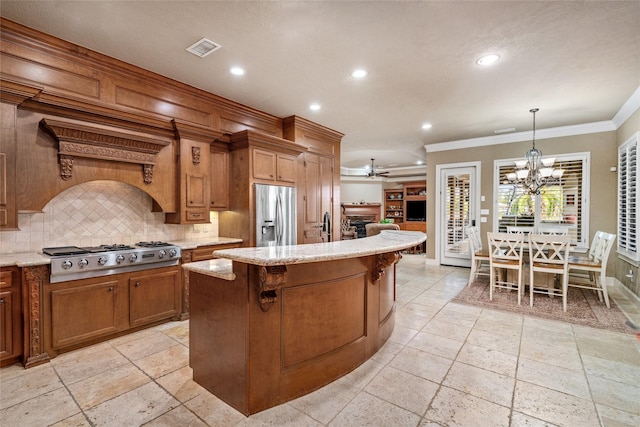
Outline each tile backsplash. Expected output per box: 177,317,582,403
0,181,219,253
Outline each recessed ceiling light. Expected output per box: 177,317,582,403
476,54,500,66
230,67,245,76
309,103,321,111
186,38,221,58
416,160,424,165
351,69,368,79
421,123,432,130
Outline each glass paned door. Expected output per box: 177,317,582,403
439,165,478,267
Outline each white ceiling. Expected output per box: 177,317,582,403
1,1,639,175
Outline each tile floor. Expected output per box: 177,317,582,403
1,255,639,426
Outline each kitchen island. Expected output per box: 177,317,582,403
182,230,426,415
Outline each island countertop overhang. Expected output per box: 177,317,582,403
210,230,426,266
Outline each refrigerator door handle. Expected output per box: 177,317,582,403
276,192,284,245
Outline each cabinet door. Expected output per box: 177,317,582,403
276,154,296,183
130,269,180,327
210,150,229,209
186,173,207,208
302,154,333,243
51,280,119,348
0,290,13,360
252,148,276,181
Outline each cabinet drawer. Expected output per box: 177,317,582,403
0,270,12,289
186,210,208,222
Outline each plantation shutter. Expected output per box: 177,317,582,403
618,133,638,260
495,154,588,247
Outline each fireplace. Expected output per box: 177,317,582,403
341,203,381,239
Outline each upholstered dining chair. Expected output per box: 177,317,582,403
528,234,571,311
568,232,616,308
465,226,490,286
487,232,525,305
341,218,358,240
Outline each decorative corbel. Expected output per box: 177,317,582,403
59,155,74,180
257,265,288,312
143,164,154,185
191,146,201,165
372,251,402,283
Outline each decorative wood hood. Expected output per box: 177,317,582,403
39,117,172,184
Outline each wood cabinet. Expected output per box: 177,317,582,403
50,278,122,349
0,267,21,366
384,189,404,224
302,153,334,243
166,138,211,224
210,147,229,210
179,242,242,320
44,265,181,357
167,120,229,224
219,130,307,247
252,148,297,184
129,269,180,327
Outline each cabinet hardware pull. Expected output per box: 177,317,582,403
109,287,114,292
135,282,140,287
0,298,4,304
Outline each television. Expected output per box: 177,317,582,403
406,200,426,222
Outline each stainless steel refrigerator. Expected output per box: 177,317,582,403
255,184,297,247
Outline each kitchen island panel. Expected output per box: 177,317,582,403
189,254,398,416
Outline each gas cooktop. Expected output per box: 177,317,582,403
42,242,182,283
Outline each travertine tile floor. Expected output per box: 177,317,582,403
1,255,639,426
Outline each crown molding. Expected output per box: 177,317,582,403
426,86,640,154
424,121,616,153
612,85,640,128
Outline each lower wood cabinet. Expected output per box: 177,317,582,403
129,269,180,327
180,243,242,320
0,267,21,366
50,279,121,349
44,265,181,357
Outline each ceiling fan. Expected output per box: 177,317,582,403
365,158,390,178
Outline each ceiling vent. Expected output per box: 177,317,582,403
186,38,221,58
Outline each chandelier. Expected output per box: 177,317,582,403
506,108,563,195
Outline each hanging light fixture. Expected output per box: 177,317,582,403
506,108,564,195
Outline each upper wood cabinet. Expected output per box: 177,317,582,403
218,130,307,247
166,120,225,224
252,148,297,184
210,145,229,210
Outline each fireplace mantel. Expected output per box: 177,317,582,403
341,203,381,223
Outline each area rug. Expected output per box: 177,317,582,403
452,277,635,335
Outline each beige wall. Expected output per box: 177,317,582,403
425,131,618,269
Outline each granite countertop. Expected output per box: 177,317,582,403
0,237,243,268
212,230,426,267
181,258,235,280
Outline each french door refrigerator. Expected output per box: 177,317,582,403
255,183,297,247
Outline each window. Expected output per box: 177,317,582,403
494,153,590,249
618,132,638,261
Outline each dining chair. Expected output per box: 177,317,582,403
537,226,569,236
528,234,571,311
465,226,490,286
568,232,616,308
487,232,525,304
506,226,536,235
